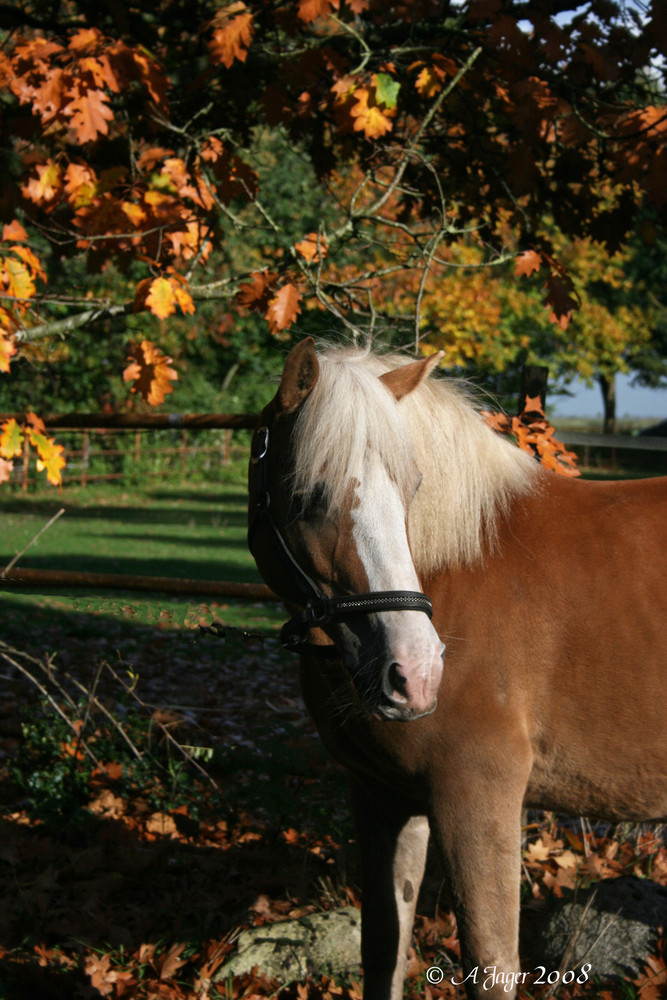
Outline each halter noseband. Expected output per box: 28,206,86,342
248,416,433,653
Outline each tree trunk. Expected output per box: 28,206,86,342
597,374,616,434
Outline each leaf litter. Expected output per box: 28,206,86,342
0,602,665,999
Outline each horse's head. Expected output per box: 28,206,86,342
248,338,445,722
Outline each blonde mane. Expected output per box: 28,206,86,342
291,344,538,574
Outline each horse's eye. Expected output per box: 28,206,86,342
300,483,327,520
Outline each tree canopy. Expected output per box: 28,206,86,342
1,0,666,480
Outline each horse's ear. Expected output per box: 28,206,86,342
379,351,444,401
276,337,320,414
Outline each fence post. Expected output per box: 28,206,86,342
180,429,188,477
134,430,141,472
223,428,231,466
81,430,89,487
22,434,29,492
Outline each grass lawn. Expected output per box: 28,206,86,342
0,467,284,635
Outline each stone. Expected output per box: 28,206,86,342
537,876,667,981
216,906,362,984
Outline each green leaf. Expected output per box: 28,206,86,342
374,72,400,109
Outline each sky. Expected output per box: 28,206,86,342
550,374,667,420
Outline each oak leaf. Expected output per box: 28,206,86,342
145,276,178,319
209,3,254,68
0,419,24,459
64,163,98,208
265,282,302,336
22,161,63,207
294,232,328,263
2,221,28,243
63,87,115,143
350,86,395,139
237,270,277,312
298,0,337,22
26,427,66,486
545,269,579,329
123,339,178,406
0,325,16,373
2,255,36,300
515,249,542,278
0,458,12,483
142,276,195,319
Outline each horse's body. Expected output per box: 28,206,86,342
248,339,667,1000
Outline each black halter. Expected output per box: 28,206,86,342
247,416,433,653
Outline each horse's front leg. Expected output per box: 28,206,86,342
349,775,429,1000
430,758,529,1000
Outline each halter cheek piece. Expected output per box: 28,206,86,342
248,418,433,653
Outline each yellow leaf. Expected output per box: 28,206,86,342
2,255,36,300
145,276,177,319
121,201,147,227
26,428,66,486
0,419,24,459
350,87,394,139
22,160,62,206
64,162,98,208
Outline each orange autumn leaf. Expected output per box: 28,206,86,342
237,270,277,312
484,401,579,477
26,411,47,434
0,457,12,483
62,87,115,143
0,327,16,373
298,0,337,22
123,339,178,405
209,2,254,68
350,87,395,139
294,232,328,263
2,221,29,243
265,282,302,335
515,249,542,278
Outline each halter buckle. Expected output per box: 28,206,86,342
250,426,269,464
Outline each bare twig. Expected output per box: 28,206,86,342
2,507,65,578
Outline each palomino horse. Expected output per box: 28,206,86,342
247,338,667,1000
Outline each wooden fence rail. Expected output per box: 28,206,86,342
0,411,261,490
0,566,276,601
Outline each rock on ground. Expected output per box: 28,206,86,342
216,906,362,984
537,876,667,980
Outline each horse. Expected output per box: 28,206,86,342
247,337,667,1000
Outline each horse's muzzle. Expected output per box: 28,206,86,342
374,696,438,722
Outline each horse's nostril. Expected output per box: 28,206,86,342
386,661,408,698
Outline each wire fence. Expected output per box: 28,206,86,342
0,412,259,490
